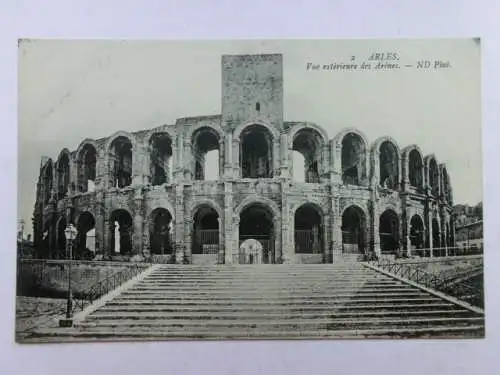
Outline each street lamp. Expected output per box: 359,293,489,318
59,223,77,327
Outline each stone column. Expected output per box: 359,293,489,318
402,153,410,192
69,156,78,195
224,182,233,264
172,137,179,181
223,133,232,179
177,133,184,182
184,216,193,264
217,217,224,264
323,214,331,263
132,188,144,260
281,191,291,264
280,132,289,178
331,141,342,185
441,213,449,257
94,148,106,191
174,184,185,264
232,138,240,178
273,216,282,264
372,204,381,258
372,148,381,188
404,211,411,257
427,210,433,258
94,191,105,258
331,197,343,260
103,215,112,259
232,216,240,264
183,139,193,180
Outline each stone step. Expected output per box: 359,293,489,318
141,276,387,282
119,290,429,298
86,309,473,321
113,294,439,303
76,316,484,330
28,324,485,341
137,278,400,286
99,302,460,312
130,285,414,292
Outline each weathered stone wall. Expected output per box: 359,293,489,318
32,54,457,264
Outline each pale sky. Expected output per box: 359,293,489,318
18,39,482,236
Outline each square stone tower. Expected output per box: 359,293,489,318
221,54,283,132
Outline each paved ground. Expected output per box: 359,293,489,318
15,296,67,342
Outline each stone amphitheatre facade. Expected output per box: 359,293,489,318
32,54,456,265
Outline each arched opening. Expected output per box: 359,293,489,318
109,136,133,188
56,153,70,200
56,217,67,259
77,144,97,193
75,212,96,259
294,203,323,254
409,214,425,256
429,159,439,197
408,149,424,190
150,133,173,185
341,133,366,186
240,125,273,178
109,209,133,255
379,141,399,189
192,205,220,256
192,127,220,181
379,210,399,254
149,208,173,255
292,128,323,183
432,218,440,251
341,206,366,254
42,162,53,203
239,203,275,263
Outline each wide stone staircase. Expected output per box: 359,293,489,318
30,263,485,341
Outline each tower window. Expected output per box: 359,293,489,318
256,102,260,111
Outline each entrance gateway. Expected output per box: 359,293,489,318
238,203,275,264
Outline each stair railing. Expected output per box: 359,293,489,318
71,263,150,314
367,258,484,308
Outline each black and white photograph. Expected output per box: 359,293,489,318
16,38,484,343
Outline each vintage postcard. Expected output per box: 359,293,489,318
16,39,483,343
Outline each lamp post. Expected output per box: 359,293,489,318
60,223,77,327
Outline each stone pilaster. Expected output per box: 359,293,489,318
323,214,331,263
95,148,106,190
132,144,144,187
174,184,185,264
232,138,240,178
427,210,433,257
372,203,381,258
280,132,289,178
331,196,343,260
94,191,105,257
224,133,233,179
224,182,233,264
330,140,342,186
233,216,240,264
217,217,224,264
404,211,411,257
320,144,330,181
280,182,291,264
183,139,193,180
184,216,193,264
132,188,144,259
